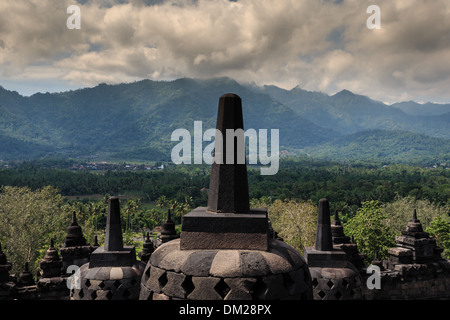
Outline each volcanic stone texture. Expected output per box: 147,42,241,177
70,263,145,300
139,239,313,300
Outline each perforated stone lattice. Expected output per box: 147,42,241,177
310,275,363,300
140,266,311,300
139,239,314,300
71,277,140,300
70,263,144,300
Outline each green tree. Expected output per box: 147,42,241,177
124,199,141,232
156,195,192,219
0,186,70,276
344,200,396,263
382,195,448,235
252,198,317,253
426,215,450,259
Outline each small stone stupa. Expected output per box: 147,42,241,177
16,262,39,299
37,239,68,300
387,209,447,267
138,232,155,263
304,199,364,300
331,210,350,245
331,210,365,270
59,212,94,275
140,93,313,300
371,210,450,300
39,239,63,278
0,242,17,300
71,197,145,300
160,209,179,244
18,262,35,287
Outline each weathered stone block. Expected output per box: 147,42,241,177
180,250,217,277
139,284,152,300
209,250,241,278
187,277,222,300
89,246,136,268
223,278,256,300
163,272,188,299
145,266,167,294
153,292,170,300
304,248,348,268
180,207,269,251
240,251,271,277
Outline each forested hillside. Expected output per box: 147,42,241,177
0,78,449,164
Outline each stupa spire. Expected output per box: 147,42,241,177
314,199,333,251
104,197,124,251
412,209,418,221
207,93,250,213
333,209,341,226
71,211,77,225
180,93,269,251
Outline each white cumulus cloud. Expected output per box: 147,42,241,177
0,0,449,103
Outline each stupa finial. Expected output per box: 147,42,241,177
71,211,78,226
333,209,341,226
104,197,124,251
207,93,250,214
314,199,333,251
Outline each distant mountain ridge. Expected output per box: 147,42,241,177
391,101,450,117
256,84,450,138
0,77,449,164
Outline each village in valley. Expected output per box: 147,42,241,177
68,162,166,172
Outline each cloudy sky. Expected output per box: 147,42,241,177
0,0,449,104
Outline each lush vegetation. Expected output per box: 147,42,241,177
0,186,169,276
0,186,68,276
1,77,449,280
303,129,450,164
1,78,449,164
0,157,449,276
2,158,450,213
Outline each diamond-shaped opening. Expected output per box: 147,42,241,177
326,280,334,289
145,266,151,278
145,291,153,300
335,291,343,300
181,276,195,296
342,279,349,289
251,277,268,300
113,280,121,289
91,291,97,300
123,289,131,299
106,291,113,300
311,278,318,288
158,272,168,289
78,289,84,299
318,290,326,299
214,278,230,299
85,279,91,287
98,281,105,289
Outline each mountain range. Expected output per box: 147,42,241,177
0,77,449,164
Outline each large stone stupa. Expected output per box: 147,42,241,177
139,93,313,300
